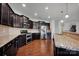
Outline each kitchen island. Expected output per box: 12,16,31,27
54,32,79,56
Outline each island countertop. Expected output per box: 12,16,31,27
54,33,79,51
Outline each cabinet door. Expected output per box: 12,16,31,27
0,4,1,24
0,47,3,56
29,20,33,29
9,10,14,27
14,36,21,48
14,15,21,28
4,44,16,56
21,35,26,45
15,35,26,48
32,33,40,40
19,16,23,28
18,35,26,47
3,40,17,56
33,22,39,29
1,4,8,25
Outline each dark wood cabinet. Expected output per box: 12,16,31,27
0,40,17,56
0,4,1,24
0,3,14,26
8,8,14,27
13,15,30,28
0,34,26,56
0,3,30,28
22,16,30,28
32,33,40,40
14,34,26,48
55,47,79,56
18,34,26,47
33,21,50,30
0,47,3,56
13,14,21,28
33,21,39,29
28,20,33,29
1,4,8,25
0,3,50,29
4,44,16,56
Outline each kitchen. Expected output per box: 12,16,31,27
0,3,79,56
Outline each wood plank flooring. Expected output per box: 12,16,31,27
16,39,54,56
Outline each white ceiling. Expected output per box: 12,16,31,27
9,3,79,22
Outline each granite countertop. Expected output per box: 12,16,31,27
0,25,21,48
54,34,79,51
0,25,35,48
0,25,51,48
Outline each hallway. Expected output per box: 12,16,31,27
16,39,54,56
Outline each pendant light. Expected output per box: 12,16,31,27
65,3,69,18
60,10,64,23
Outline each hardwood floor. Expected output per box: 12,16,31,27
16,39,54,56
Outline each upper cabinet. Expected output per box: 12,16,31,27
0,4,1,24
29,20,33,29
33,21,39,29
0,3,14,26
8,7,14,27
13,14,22,28
0,3,50,29
22,16,29,28
13,15,32,28
33,21,50,30
1,4,9,25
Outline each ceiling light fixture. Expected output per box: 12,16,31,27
34,13,38,16
60,20,64,23
45,6,48,10
65,14,69,18
22,4,26,7
65,3,69,18
48,16,50,19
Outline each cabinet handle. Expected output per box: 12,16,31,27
8,43,11,47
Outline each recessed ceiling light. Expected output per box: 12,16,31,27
65,14,69,18
48,16,50,19
34,13,38,16
45,6,48,10
22,4,26,7
60,20,64,23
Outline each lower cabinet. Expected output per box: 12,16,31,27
1,40,17,56
3,44,17,56
32,33,51,40
54,47,79,56
15,35,26,48
32,33,40,40
0,47,3,56
0,34,26,56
